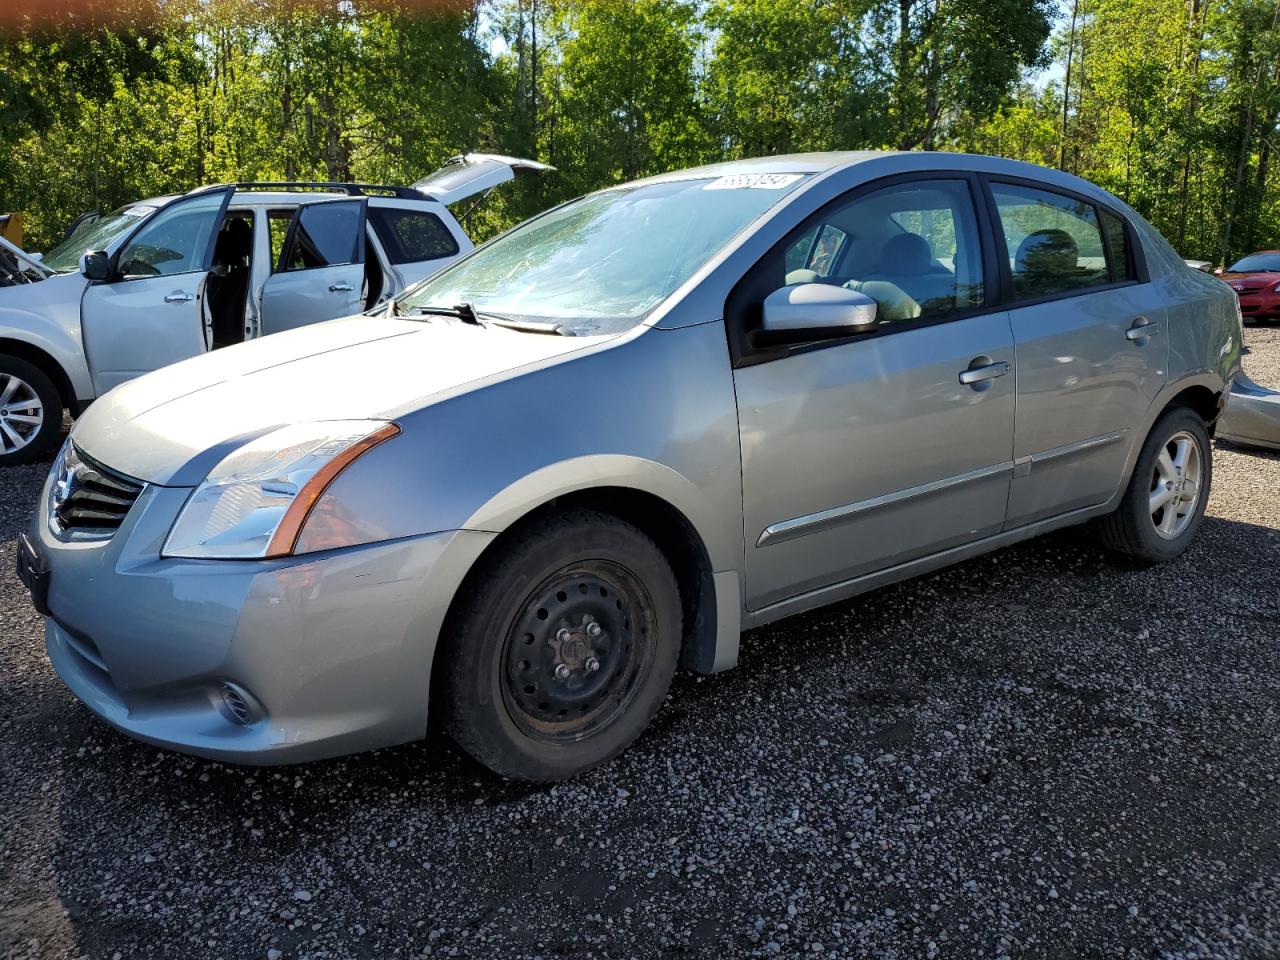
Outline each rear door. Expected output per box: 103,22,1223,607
987,179,1169,527
81,186,233,395
259,197,366,335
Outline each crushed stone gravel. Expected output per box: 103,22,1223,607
0,328,1278,959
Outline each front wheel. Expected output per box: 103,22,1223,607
1098,406,1212,562
437,510,682,781
0,356,62,467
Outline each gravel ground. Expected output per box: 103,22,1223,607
1,329,1278,960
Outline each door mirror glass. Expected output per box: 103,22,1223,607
759,283,879,344
79,250,111,282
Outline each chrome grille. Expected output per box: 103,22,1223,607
50,443,144,538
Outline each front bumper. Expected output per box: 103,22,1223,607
1218,372,1280,451
1236,290,1280,321
30,478,492,765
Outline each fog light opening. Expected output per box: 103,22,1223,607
219,682,258,725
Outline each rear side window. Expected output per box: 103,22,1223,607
1100,209,1134,282
267,209,295,271
991,183,1109,300
282,201,362,271
369,208,459,265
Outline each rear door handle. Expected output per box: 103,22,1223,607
1125,317,1160,341
329,282,354,293
958,360,1011,385
163,291,194,303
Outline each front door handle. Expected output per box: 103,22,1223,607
958,359,1011,386
1125,316,1161,341
328,282,354,293
164,291,195,303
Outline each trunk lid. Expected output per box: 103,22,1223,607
412,153,555,206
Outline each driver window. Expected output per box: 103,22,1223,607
776,179,984,323
116,192,227,279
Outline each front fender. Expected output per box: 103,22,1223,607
462,453,740,574
0,281,94,402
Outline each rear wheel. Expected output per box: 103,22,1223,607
0,356,62,467
1098,406,1212,562
438,510,681,781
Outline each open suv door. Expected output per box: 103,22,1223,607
412,154,555,206
260,195,369,335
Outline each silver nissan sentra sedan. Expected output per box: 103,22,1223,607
19,151,1240,781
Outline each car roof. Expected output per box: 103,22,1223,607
130,190,435,208
628,150,1124,199
633,151,904,184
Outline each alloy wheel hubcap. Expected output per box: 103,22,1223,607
0,373,43,453
1149,430,1202,540
502,562,653,742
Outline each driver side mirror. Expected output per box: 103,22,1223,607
756,283,879,346
79,250,111,282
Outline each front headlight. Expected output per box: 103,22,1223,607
163,420,399,559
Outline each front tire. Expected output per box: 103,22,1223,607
1098,406,1212,563
437,510,682,782
0,356,62,467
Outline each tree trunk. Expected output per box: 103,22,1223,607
896,0,913,149
1059,0,1079,170
1218,1,1279,265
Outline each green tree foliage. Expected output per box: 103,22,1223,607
968,0,1280,261
1,0,1277,262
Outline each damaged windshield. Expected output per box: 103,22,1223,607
400,173,808,336
41,204,158,273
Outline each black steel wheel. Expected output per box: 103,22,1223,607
502,563,655,743
438,510,682,781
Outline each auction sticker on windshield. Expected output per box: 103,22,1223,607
703,174,803,191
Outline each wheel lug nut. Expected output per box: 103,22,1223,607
554,663,570,680
585,656,600,673
555,628,571,644
586,622,602,638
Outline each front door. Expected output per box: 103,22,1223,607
732,177,1017,611
986,180,1169,528
81,187,233,395
259,197,367,335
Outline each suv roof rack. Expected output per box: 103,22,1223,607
234,182,428,200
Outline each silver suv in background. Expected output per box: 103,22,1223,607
20,151,1240,781
0,154,552,466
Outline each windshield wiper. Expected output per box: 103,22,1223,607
483,316,574,336
409,302,483,325
406,301,571,335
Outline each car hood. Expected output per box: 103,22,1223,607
73,315,604,486
1219,271,1280,286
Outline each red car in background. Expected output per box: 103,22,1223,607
1219,250,1280,323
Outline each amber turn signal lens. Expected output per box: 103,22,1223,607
264,422,401,558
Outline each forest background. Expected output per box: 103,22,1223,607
2,0,1279,264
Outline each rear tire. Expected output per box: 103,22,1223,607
0,356,62,467
1098,406,1212,563
437,510,682,782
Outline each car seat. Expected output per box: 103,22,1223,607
1013,229,1079,297
207,218,252,349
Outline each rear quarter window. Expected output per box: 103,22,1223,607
369,208,459,265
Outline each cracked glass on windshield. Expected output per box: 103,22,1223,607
400,174,808,336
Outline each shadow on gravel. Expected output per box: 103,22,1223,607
36,505,1280,958
0,419,1270,957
